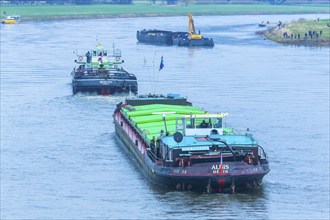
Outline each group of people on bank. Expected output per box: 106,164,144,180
282,29,323,41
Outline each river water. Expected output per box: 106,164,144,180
1,14,329,219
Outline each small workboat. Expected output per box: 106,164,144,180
114,94,270,193
71,43,138,95
1,15,21,24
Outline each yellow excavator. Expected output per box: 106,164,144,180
188,13,202,40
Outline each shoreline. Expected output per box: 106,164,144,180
259,18,330,46
8,11,330,23
257,30,330,46
1,4,329,22
2,4,329,47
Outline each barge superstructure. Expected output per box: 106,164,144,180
71,43,138,95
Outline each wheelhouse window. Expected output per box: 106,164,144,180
214,118,222,128
186,118,195,128
185,117,222,129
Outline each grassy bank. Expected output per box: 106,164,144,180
263,18,330,46
1,4,329,21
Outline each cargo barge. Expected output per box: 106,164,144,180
113,94,270,193
71,43,138,95
136,13,214,47
137,29,173,45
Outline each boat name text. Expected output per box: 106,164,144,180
212,164,229,174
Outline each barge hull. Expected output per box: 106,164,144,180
137,30,173,45
72,79,138,94
114,113,270,192
173,37,214,47
137,30,214,47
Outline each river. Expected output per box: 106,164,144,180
1,14,329,219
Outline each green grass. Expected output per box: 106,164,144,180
289,19,330,38
0,4,329,20
264,18,330,46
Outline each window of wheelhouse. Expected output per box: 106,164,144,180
213,118,222,128
184,117,223,129
176,118,184,132
186,118,195,128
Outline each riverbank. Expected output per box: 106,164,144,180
1,4,329,21
260,18,330,46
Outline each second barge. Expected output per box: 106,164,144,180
71,43,138,95
137,13,214,47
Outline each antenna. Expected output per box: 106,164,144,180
143,51,157,95
152,51,156,95
162,114,168,134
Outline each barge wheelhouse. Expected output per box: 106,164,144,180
113,94,270,193
71,43,138,95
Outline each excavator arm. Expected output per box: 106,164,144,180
188,13,202,40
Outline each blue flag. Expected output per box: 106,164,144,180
159,56,164,71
